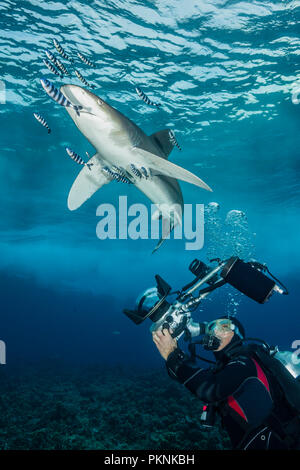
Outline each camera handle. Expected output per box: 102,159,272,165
180,262,226,300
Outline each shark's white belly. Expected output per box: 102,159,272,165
93,146,183,219
70,111,183,216
58,84,212,251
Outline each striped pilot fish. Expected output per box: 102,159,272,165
130,164,142,179
77,52,95,68
66,147,93,170
135,86,161,108
53,39,74,63
55,57,70,76
43,59,63,78
33,113,51,134
112,166,133,183
140,166,150,179
40,78,82,116
112,173,132,184
168,130,182,151
75,70,95,89
102,166,132,184
45,49,58,65
45,49,69,75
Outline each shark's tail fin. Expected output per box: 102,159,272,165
152,216,178,254
152,237,168,254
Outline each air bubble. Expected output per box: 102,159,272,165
204,203,256,316
225,210,247,225
206,202,220,214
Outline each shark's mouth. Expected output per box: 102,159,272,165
79,98,105,116
78,108,97,117
60,85,98,116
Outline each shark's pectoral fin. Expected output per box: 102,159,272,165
68,153,110,211
149,129,173,159
132,147,213,192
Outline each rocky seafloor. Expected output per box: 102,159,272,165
0,363,230,450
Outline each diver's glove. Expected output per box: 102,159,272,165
166,347,188,380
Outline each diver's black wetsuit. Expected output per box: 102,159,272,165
166,334,297,449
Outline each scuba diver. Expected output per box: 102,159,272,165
124,256,300,450
152,317,300,450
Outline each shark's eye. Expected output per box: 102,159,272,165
98,99,104,106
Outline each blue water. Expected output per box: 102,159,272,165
0,0,299,369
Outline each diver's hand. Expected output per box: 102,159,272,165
152,328,177,360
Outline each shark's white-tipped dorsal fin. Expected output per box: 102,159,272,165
132,147,213,192
149,129,173,159
67,153,110,211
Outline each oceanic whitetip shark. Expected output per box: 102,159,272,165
60,84,212,252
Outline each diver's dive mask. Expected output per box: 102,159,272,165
202,318,241,351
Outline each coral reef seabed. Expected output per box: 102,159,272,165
0,364,230,450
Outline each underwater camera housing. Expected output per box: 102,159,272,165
220,257,279,303
123,275,172,325
123,256,288,339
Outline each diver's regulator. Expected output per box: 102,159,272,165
123,256,288,341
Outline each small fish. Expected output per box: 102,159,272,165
33,113,51,134
111,165,122,173
140,166,150,179
40,78,82,116
53,39,74,63
45,49,58,65
77,52,95,68
168,130,182,151
102,166,117,179
102,166,131,184
43,59,63,78
135,86,161,108
66,147,93,170
111,165,132,180
113,173,132,184
130,164,142,178
75,69,95,89
102,166,115,179
55,57,70,76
